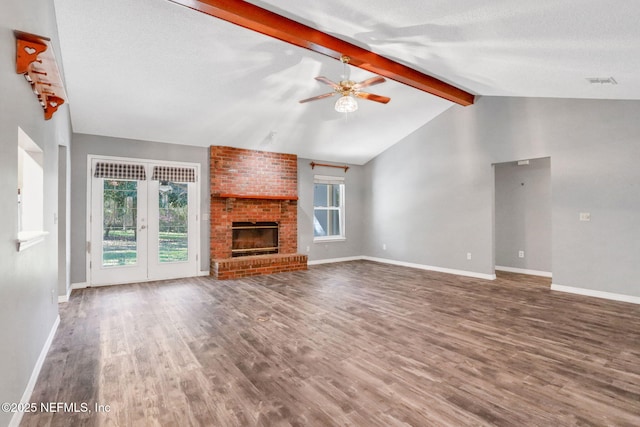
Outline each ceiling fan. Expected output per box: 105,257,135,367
299,55,390,113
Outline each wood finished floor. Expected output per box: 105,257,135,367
22,261,640,426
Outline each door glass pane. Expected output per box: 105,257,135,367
103,180,138,267
158,181,189,263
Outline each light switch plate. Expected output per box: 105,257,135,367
579,212,591,221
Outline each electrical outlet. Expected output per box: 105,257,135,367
306,246,310,252
382,244,387,250
518,250,525,258
467,252,472,260
579,212,591,221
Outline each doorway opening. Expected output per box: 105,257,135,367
493,157,552,278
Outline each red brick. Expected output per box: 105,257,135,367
209,146,305,279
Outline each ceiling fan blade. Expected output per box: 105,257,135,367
299,92,336,103
355,92,391,104
354,76,386,90
315,76,340,89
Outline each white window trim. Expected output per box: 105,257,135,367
313,175,346,242
314,175,345,184
314,235,346,243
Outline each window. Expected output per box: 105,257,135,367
17,127,47,251
313,175,345,241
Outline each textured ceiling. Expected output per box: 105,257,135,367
53,0,640,164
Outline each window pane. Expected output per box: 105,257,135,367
102,180,137,267
313,208,341,237
327,209,341,235
314,183,328,206
329,184,341,207
313,209,328,237
158,181,189,263
314,183,341,207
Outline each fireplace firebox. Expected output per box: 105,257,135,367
231,222,279,257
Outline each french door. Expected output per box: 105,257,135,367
89,158,199,286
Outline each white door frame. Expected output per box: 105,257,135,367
86,155,201,286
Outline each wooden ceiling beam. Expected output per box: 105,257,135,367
168,0,475,106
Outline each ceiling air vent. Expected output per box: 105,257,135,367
586,77,618,85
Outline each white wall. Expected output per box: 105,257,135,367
0,0,72,425
363,103,496,275
364,96,640,298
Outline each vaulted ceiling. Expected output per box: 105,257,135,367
53,0,640,164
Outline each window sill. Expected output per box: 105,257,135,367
16,230,49,252
314,236,346,243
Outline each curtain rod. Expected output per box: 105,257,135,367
310,161,349,172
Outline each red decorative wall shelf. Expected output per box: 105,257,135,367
14,30,67,120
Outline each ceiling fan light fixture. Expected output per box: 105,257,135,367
335,95,358,113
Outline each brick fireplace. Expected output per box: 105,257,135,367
209,146,307,279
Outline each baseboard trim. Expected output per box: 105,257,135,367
551,284,640,305
308,256,363,265
362,256,496,280
495,266,552,278
71,281,88,290
57,286,72,303
10,315,60,427
309,255,496,280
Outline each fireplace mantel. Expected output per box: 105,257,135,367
216,193,298,201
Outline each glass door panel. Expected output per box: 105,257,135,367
91,164,148,286
102,180,139,267
148,178,197,281
158,181,189,263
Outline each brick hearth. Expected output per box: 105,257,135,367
213,254,308,280
209,146,307,279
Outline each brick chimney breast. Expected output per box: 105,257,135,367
209,146,307,279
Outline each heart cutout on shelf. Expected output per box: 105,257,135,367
49,101,58,108
24,46,37,55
